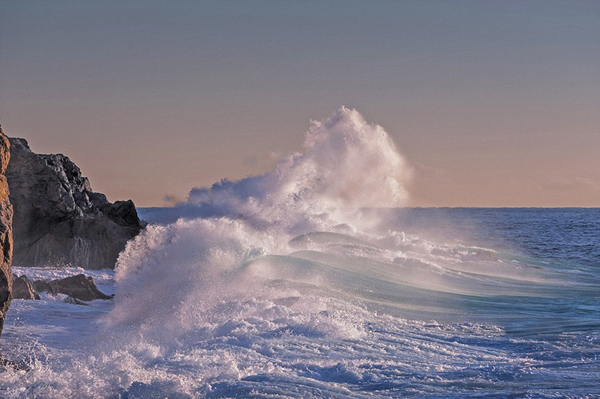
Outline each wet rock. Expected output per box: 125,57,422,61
32,279,58,296
7,138,146,269
52,274,111,301
0,357,30,371
11,274,39,300
62,296,89,306
0,127,13,337
34,274,111,301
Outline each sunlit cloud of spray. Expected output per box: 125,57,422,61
180,107,412,232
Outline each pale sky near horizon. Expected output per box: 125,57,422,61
1,1,599,207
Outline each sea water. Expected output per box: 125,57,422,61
1,109,598,398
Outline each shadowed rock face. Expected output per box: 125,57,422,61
0,129,14,337
12,275,39,300
7,138,145,270
33,274,111,301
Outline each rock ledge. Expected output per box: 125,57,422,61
7,138,146,270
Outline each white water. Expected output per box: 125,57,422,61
1,109,598,398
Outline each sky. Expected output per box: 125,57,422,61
1,0,599,207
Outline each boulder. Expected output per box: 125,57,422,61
32,280,58,296
62,296,88,306
52,274,111,301
11,274,39,300
0,128,13,337
34,274,111,301
7,138,146,269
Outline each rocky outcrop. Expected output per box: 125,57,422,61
11,275,39,300
33,274,111,301
0,129,13,337
7,138,146,270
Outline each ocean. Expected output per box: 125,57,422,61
1,109,599,398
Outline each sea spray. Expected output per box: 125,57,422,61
174,107,411,231
108,106,412,346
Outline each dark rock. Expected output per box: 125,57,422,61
7,137,146,269
62,296,89,306
11,274,39,300
32,279,58,296
0,127,13,338
0,357,30,371
53,274,111,301
33,274,111,301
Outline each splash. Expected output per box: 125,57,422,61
109,107,412,342
177,107,411,231
107,107,548,348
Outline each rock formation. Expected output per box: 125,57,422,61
7,138,146,270
0,128,13,337
11,275,39,300
33,274,111,301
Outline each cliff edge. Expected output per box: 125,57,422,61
7,138,145,270
0,129,13,337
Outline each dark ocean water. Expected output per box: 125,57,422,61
378,208,600,269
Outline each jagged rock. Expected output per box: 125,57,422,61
32,280,57,296
0,357,30,371
11,274,39,300
52,274,111,301
62,296,88,306
0,128,13,337
33,274,111,301
7,138,146,269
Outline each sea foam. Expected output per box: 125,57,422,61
108,106,412,347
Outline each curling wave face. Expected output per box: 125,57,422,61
110,107,413,340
